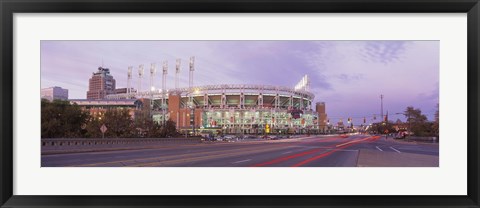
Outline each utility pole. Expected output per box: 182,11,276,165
380,94,384,122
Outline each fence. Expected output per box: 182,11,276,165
41,137,203,154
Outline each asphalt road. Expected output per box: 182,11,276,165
41,135,439,167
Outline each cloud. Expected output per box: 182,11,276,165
417,82,439,101
336,73,364,82
360,41,408,64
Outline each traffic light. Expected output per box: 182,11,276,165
363,117,366,123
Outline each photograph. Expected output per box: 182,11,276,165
40,40,439,167
2,0,478,207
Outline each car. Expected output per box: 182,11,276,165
224,135,235,139
271,136,280,140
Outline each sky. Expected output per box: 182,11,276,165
41,40,439,123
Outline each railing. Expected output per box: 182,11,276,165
41,137,203,154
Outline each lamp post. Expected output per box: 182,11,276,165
380,95,384,122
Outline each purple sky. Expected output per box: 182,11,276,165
41,40,439,123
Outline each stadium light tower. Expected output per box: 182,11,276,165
162,60,168,124
189,56,195,87
138,64,144,98
189,56,195,136
189,56,195,104
163,60,168,95
175,59,181,89
127,66,132,98
150,63,157,91
149,63,156,110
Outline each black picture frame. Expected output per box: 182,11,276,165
1,0,479,207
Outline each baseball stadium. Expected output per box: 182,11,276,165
105,81,326,135
73,59,327,136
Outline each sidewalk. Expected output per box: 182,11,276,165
356,149,439,167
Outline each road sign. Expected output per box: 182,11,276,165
100,124,107,133
100,124,107,138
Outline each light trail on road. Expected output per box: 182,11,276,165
42,135,438,167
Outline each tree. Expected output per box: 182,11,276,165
369,121,397,135
85,116,102,138
41,98,179,138
432,104,439,138
403,106,432,136
103,108,135,138
41,99,90,138
164,120,178,137
144,119,163,138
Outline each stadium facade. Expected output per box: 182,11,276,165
106,83,327,135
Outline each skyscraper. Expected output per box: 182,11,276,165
86,67,116,99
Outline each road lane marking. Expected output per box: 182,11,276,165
323,149,358,152
282,151,293,154
376,146,383,152
390,147,401,153
232,159,252,164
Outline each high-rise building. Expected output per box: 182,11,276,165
87,67,116,99
316,102,328,133
41,86,69,101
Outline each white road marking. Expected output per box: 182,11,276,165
376,146,383,152
324,149,359,152
282,151,293,154
390,147,401,153
232,159,252,164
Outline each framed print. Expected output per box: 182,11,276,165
1,0,479,207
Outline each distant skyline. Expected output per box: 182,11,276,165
41,40,439,123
